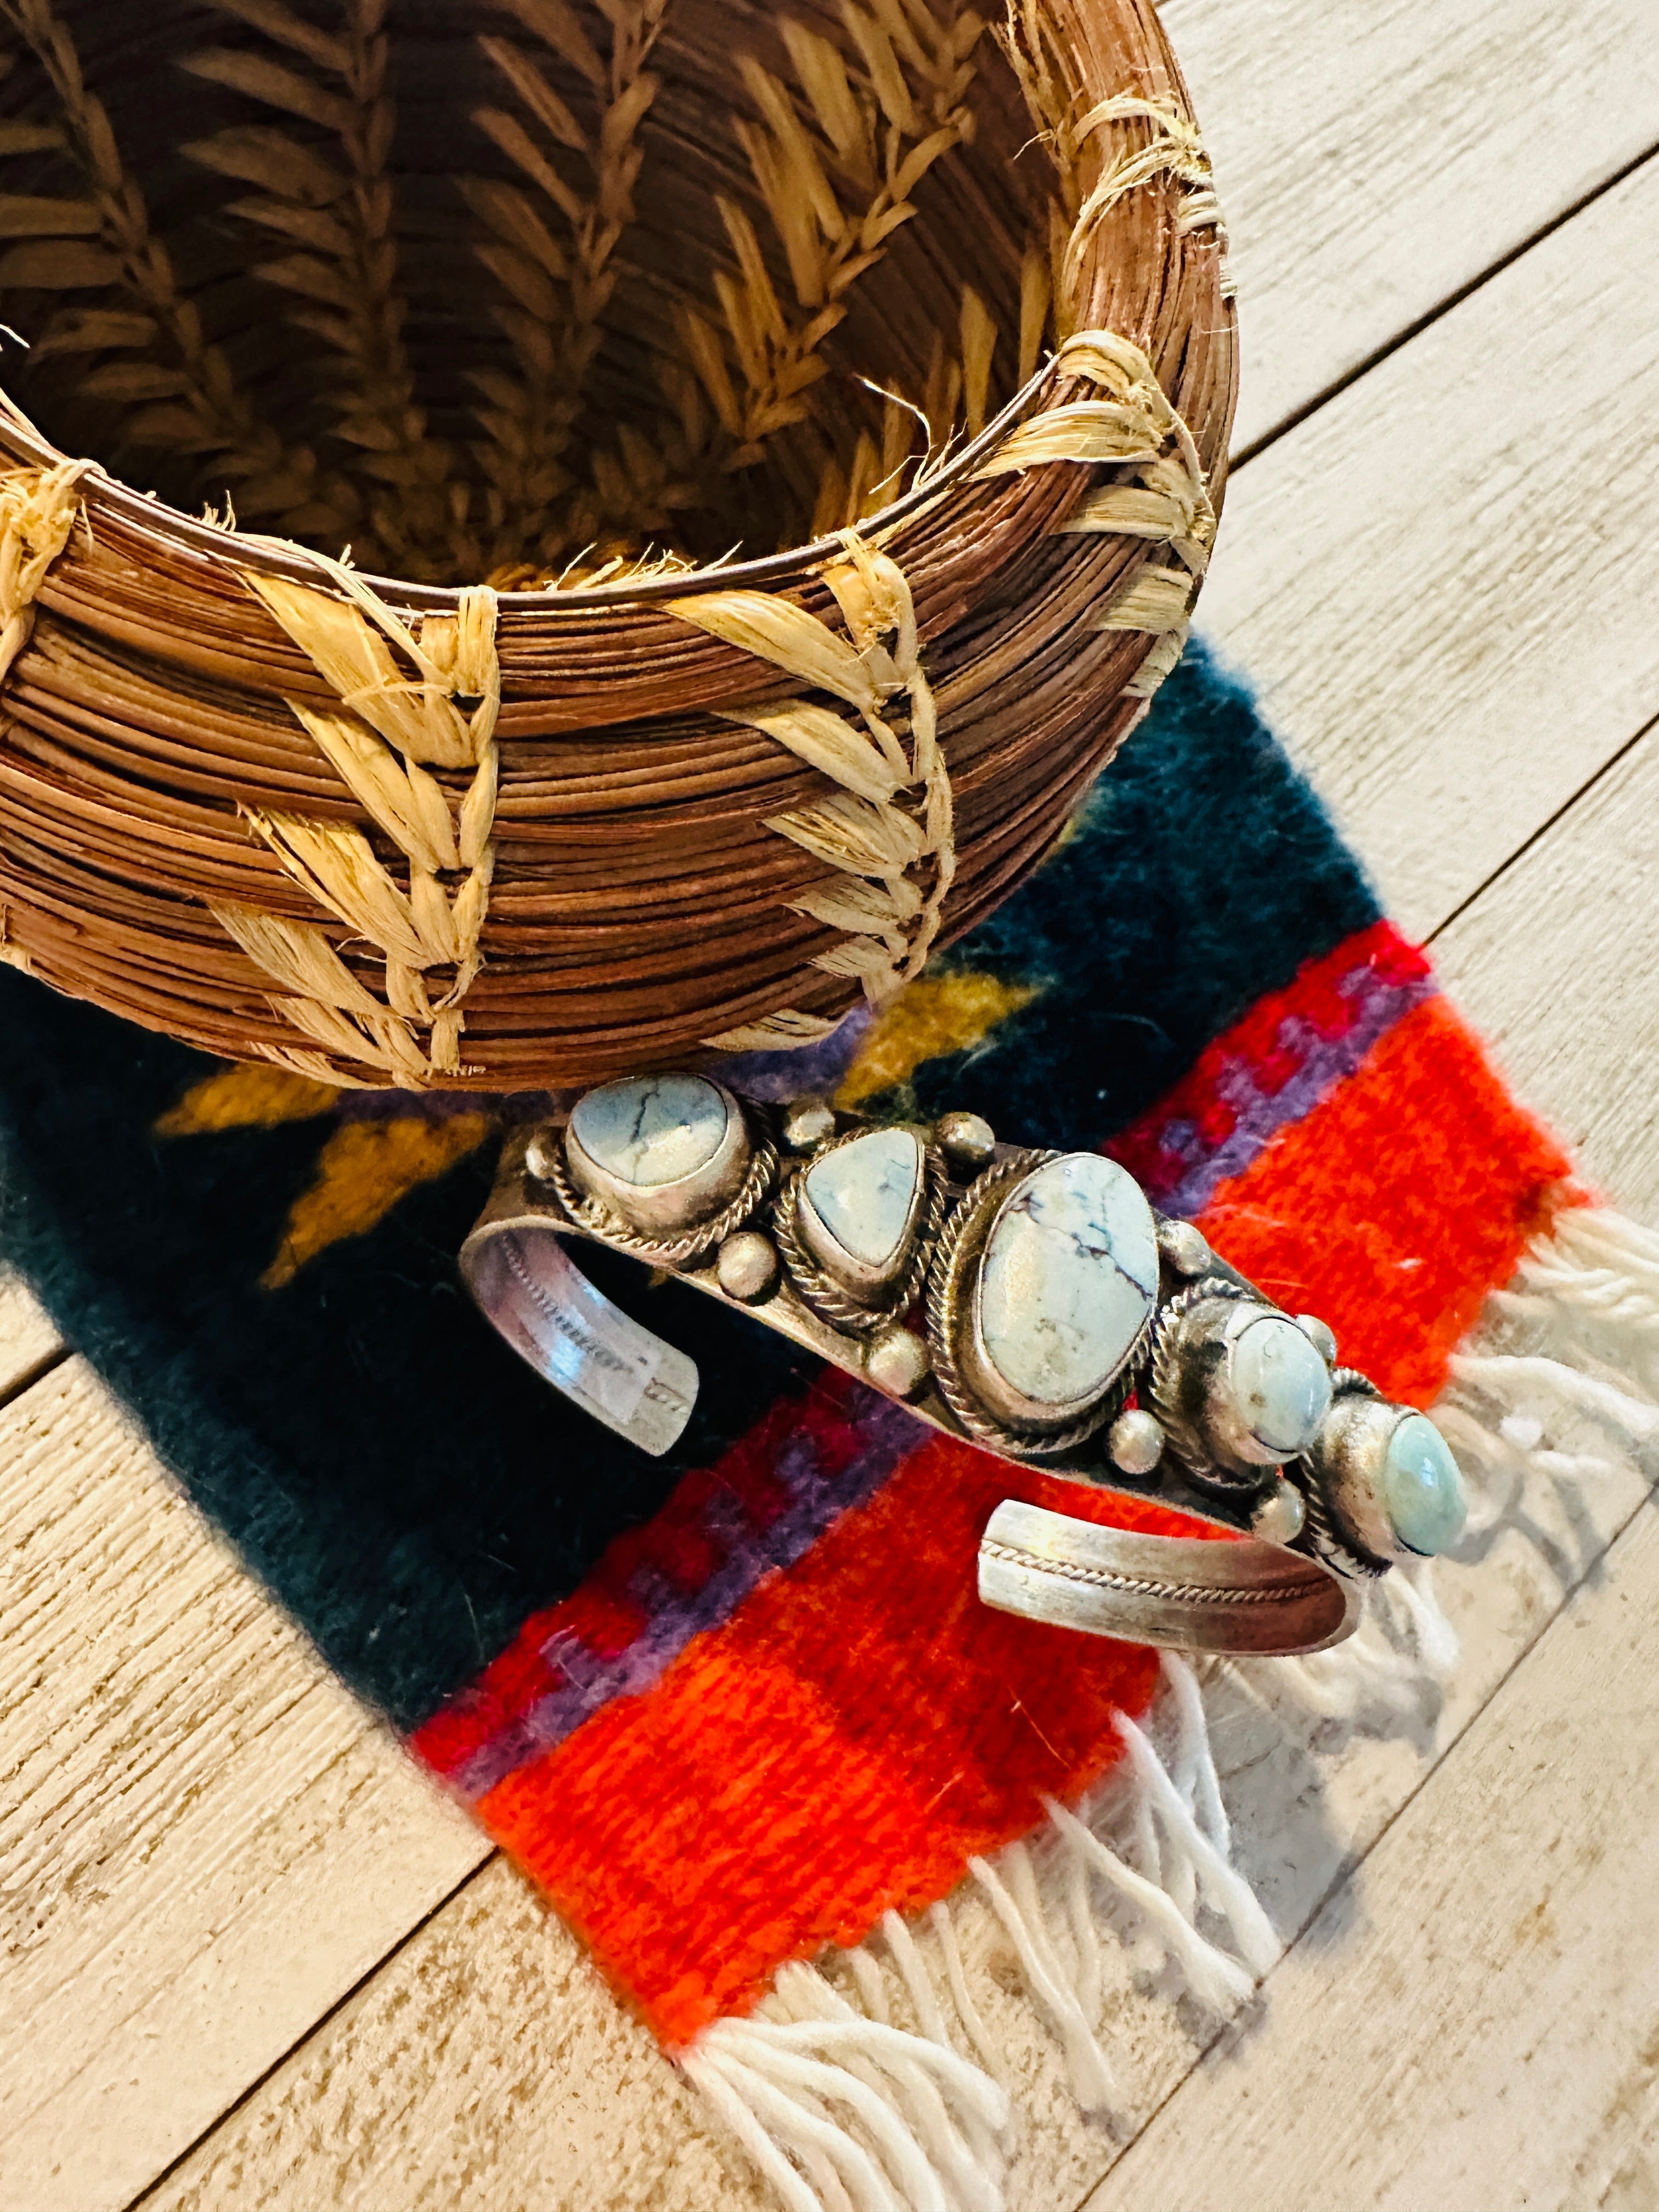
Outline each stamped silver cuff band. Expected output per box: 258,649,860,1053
461,1075,1468,1660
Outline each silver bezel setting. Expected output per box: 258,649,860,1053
565,1074,752,1235
1147,1276,1260,1493
1300,1380,1417,1567
1146,1277,1333,1491
927,1151,1153,1452
794,1125,929,1299
774,1130,946,1338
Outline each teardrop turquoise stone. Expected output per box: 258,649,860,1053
1380,1413,1467,1556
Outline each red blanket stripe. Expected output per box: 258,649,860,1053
411,1371,889,1783
1196,995,1573,1408
414,955,1575,2047
1108,919,1432,1212
477,1447,1184,2047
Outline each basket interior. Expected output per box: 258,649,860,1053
0,0,1050,585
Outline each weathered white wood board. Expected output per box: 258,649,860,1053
1195,154,1659,949
1083,1499,1659,2212
0,1359,490,2212
1435,724,1659,1223
0,1266,62,1401
6,4,1659,2209
137,1855,762,2212
1162,0,1659,455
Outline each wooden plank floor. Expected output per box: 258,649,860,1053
1085,1502,1659,2212
4,3,1659,2207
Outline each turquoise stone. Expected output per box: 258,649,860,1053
1380,1413,1468,1556
804,1127,921,1271
1228,1313,1333,1457
570,1074,728,1188
978,1154,1158,1407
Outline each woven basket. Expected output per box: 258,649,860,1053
0,0,1233,1091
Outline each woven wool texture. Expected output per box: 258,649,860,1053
0,642,1576,2066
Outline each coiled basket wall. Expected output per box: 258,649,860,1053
0,0,1234,1090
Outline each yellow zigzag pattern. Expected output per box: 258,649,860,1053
156,966,1043,1282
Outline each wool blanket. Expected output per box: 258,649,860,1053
2,639,1647,2206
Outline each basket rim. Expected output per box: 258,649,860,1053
0,356,1060,617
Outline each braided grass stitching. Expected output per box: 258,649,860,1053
466,0,672,574
678,1,986,486
215,567,503,1087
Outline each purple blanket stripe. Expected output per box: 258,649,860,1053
453,1386,924,1799
1151,967,1437,1220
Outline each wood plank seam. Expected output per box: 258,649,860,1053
1425,712,1659,949
0,1355,493,2212
1194,155,1659,945
0,1337,67,1417
1160,0,1659,454
1228,137,1659,467
125,1850,502,2212
1077,1495,1659,2212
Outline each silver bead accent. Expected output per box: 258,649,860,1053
524,1126,560,1184
781,1097,837,1151
935,1109,996,1177
1296,1312,1338,1365
1251,1477,1307,1546
865,1323,932,1399
1108,1407,1165,1476
1158,1217,1212,1278
716,1230,780,1304
1304,1392,1406,1562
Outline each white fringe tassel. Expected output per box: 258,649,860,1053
684,1654,1270,2211
684,1957,1013,2212
686,1205,1659,2211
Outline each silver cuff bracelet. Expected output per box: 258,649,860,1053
462,1073,1468,1658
